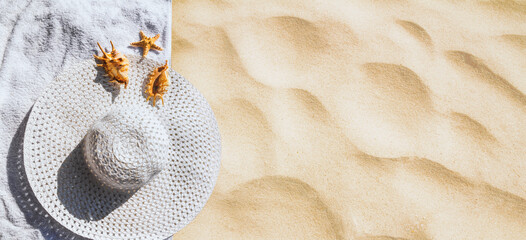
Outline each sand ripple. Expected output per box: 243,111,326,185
172,0,526,239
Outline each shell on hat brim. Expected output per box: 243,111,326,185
145,60,170,107
94,41,130,88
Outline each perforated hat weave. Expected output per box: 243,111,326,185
23,55,221,240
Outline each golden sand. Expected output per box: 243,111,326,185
171,1,526,239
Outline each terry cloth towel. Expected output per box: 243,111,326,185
0,0,171,239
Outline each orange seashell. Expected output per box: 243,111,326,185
94,41,130,88
145,60,170,106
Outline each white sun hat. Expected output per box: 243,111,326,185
23,55,221,240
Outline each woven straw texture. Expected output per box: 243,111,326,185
84,104,171,191
23,55,221,240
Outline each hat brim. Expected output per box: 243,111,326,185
23,56,221,239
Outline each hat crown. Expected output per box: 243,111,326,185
84,104,170,191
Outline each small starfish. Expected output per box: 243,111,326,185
130,30,163,57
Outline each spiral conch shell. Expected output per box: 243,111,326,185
94,41,130,88
146,60,170,106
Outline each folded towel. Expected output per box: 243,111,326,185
0,0,171,239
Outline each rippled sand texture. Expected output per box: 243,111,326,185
171,1,526,239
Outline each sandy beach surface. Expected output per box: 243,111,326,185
170,0,526,239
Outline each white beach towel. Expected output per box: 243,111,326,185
0,0,171,239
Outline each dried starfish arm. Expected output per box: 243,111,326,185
150,34,163,51
150,44,163,51
139,30,147,39
130,40,144,47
